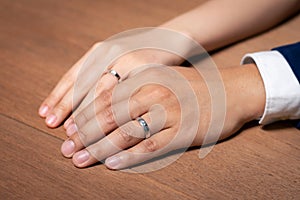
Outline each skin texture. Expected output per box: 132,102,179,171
39,0,300,129
62,64,265,169
38,0,300,168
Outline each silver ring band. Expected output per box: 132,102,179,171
136,117,150,138
108,69,121,82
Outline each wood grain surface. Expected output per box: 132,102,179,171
0,0,299,199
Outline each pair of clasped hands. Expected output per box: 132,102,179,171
38,29,264,170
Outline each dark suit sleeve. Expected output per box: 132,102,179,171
272,42,300,83
273,42,300,128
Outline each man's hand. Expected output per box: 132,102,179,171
60,64,265,169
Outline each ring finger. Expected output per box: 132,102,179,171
72,109,167,168
61,85,167,157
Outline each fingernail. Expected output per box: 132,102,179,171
46,114,57,126
66,123,77,136
64,118,74,129
39,105,49,117
106,156,121,169
74,150,90,164
61,140,75,157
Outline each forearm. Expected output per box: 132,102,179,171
161,0,300,51
115,0,299,69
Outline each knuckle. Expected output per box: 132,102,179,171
117,127,134,143
130,95,141,106
152,86,171,99
47,93,60,103
55,101,69,113
102,107,115,126
100,90,112,105
118,52,136,64
143,85,172,101
142,138,158,152
94,89,112,109
74,111,89,125
76,127,92,147
71,131,86,147
129,97,142,118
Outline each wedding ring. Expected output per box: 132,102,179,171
136,117,150,138
108,69,121,82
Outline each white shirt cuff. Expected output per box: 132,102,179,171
241,51,300,125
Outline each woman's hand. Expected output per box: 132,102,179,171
60,64,265,170
38,0,300,130
38,41,182,129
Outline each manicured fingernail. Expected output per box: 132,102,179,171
39,105,49,117
46,114,57,126
106,156,121,169
66,123,77,136
64,118,73,129
61,140,75,157
74,150,90,164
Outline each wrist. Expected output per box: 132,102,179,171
222,64,266,123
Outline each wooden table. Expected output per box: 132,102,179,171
1,0,299,199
